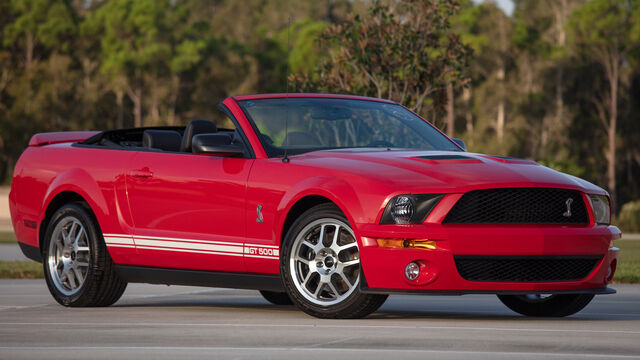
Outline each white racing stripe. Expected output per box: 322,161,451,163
135,245,243,257
135,239,242,254
103,234,134,245
104,243,135,249
102,233,279,260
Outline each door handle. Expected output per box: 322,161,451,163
131,168,153,178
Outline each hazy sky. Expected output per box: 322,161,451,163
471,0,514,15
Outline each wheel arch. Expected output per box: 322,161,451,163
277,176,366,249
39,169,109,252
280,195,335,247
39,191,103,253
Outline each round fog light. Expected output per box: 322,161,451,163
405,262,420,281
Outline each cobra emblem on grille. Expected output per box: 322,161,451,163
563,198,573,217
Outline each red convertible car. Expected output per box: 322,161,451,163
9,93,620,318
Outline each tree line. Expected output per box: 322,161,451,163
0,0,638,222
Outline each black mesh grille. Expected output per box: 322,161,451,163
443,188,589,224
454,255,602,282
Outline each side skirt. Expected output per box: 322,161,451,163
114,265,285,292
18,242,43,263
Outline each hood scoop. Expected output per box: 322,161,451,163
414,155,471,160
411,154,482,164
481,155,538,165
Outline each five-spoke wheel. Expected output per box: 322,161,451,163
281,204,387,318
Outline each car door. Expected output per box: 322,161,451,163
126,148,253,272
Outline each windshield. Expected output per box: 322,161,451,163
237,97,461,157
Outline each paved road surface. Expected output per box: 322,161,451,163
0,243,26,261
0,280,638,359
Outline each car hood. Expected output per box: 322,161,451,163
296,149,606,194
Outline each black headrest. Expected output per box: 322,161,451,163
142,130,182,151
181,119,217,152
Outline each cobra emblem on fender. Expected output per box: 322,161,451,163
256,204,263,223
563,198,573,217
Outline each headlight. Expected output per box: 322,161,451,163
381,194,444,224
588,194,610,225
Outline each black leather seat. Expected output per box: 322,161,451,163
142,130,182,151
180,119,217,152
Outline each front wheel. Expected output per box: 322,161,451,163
497,293,594,317
43,202,127,307
281,204,387,318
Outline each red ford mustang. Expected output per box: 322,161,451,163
9,93,620,318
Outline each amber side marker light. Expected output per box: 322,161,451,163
376,239,436,250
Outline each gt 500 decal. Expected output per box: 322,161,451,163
103,234,279,260
244,246,280,259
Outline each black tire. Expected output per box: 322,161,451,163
280,203,387,319
43,202,127,307
260,290,294,305
497,294,595,317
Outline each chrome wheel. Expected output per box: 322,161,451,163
289,218,360,306
47,216,90,296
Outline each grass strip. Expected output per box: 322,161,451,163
0,231,16,244
613,239,640,284
0,261,43,279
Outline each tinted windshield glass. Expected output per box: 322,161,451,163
238,98,461,157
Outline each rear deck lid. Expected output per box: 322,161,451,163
28,131,100,146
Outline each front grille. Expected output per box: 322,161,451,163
443,188,589,224
454,255,602,282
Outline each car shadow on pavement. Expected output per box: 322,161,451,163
368,310,619,321
113,296,299,313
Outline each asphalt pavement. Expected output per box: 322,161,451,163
0,280,639,360
0,243,26,261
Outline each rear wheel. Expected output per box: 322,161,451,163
497,293,594,317
281,204,387,318
43,202,127,307
259,291,294,305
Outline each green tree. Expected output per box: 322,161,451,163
569,0,640,208
86,0,174,127
454,2,514,152
0,0,77,180
296,0,472,122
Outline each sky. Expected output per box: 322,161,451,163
471,0,514,15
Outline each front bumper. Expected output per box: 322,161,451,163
357,224,620,294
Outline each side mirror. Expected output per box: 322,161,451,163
452,138,467,151
192,133,243,155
